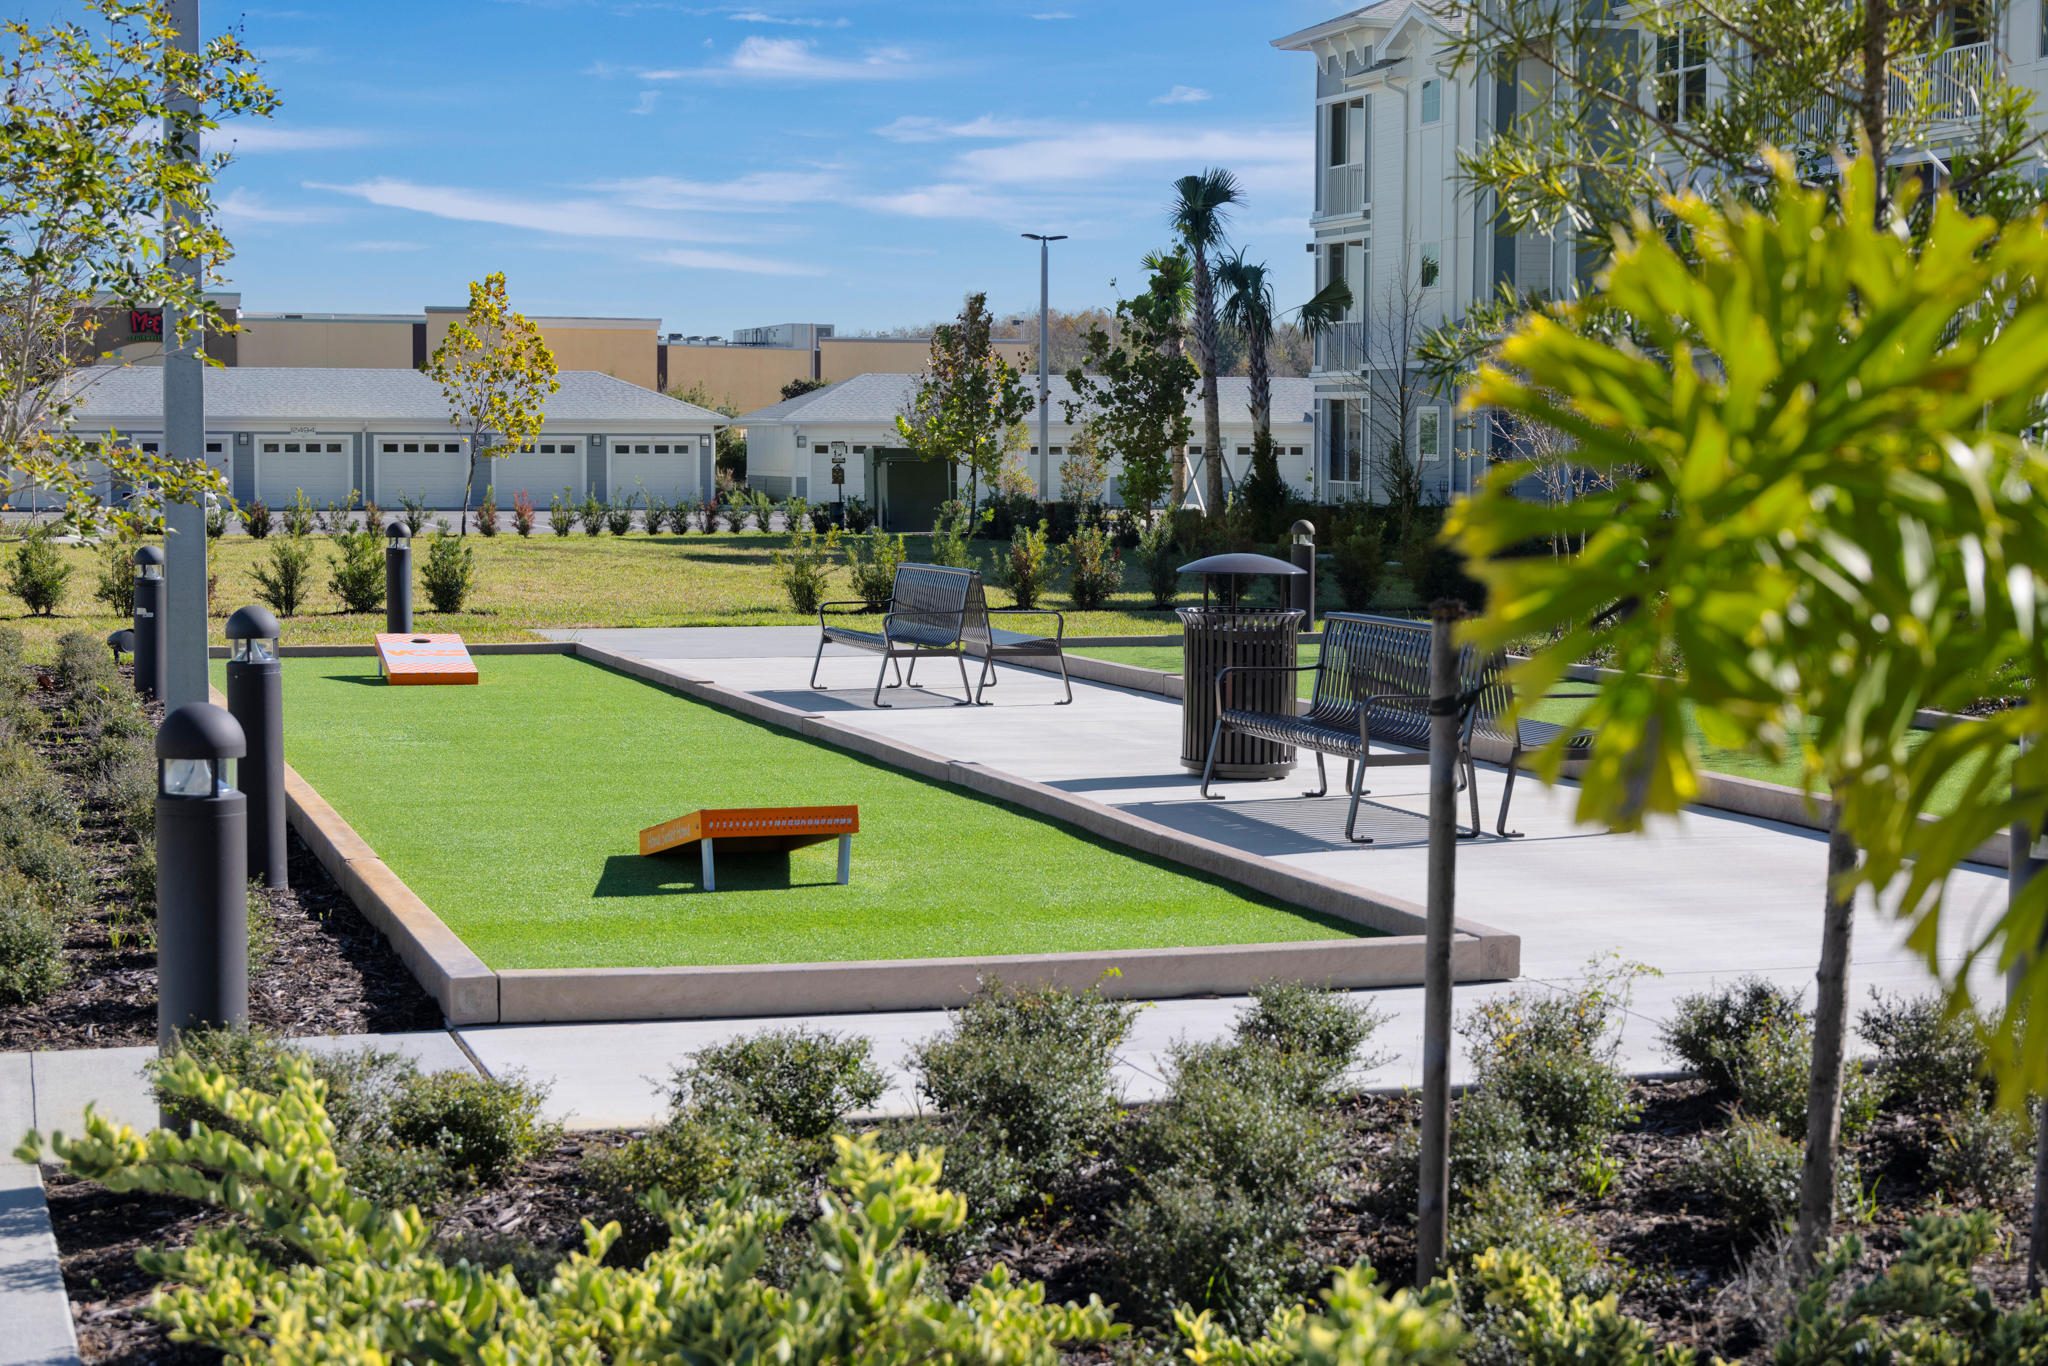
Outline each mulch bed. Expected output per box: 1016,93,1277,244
0,661,441,1053
39,1080,2038,1364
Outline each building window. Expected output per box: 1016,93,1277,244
1327,99,1349,167
1289,446,1304,456
1656,28,1708,122
1953,1,1989,46
382,442,397,453
283,442,300,453
326,442,342,453
814,444,828,454
1419,242,1441,288
1421,78,1441,125
205,441,222,454
1050,446,1064,455
403,443,418,452
1418,408,1443,463
1324,399,1363,485
263,443,279,453
654,444,670,454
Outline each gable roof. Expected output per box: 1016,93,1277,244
737,372,1315,428
61,367,727,425
1272,1,1450,57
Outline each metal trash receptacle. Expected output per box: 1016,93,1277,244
1177,604,1303,776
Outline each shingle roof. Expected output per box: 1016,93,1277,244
737,372,1315,427
62,366,727,425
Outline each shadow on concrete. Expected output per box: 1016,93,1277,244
755,686,971,713
1119,795,1432,853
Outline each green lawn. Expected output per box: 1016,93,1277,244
1068,643,2013,816
253,654,1371,970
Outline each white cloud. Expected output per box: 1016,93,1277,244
730,10,851,26
205,122,372,153
646,247,825,276
951,124,1302,188
873,113,1050,143
1152,85,1210,105
592,170,845,210
630,89,661,115
308,177,739,241
861,182,1025,221
638,36,926,81
217,188,334,224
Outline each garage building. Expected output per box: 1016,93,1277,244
55,367,726,510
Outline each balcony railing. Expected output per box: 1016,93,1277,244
1321,164,1368,217
1788,42,1993,141
1313,321,1367,374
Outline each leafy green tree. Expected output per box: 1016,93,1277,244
1143,249,1195,505
427,272,559,535
1062,251,1201,517
1169,169,1241,516
895,292,1034,513
1218,249,1351,527
1448,156,2048,1266
1,0,276,534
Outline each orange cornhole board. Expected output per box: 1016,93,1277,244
639,805,859,891
376,633,479,685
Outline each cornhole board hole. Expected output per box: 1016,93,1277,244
376,633,479,686
638,805,859,892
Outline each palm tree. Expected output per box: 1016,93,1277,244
1220,250,1352,514
1169,168,1241,515
1142,247,1194,503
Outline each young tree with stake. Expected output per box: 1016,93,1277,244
895,292,1034,515
427,272,559,535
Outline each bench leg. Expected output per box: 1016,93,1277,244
1460,753,1482,840
974,655,996,704
1343,754,1375,845
1200,718,1227,800
953,648,974,705
1304,750,1328,798
872,650,895,708
1052,650,1073,704
1496,749,1527,839
1342,758,1369,798
809,633,828,689
902,651,916,687
700,838,715,892
837,834,851,885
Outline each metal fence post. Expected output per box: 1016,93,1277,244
1416,600,1461,1284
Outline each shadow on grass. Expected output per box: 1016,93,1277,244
595,850,844,896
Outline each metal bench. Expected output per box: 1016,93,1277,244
1199,612,1589,843
811,563,1072,707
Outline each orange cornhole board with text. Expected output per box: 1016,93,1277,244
639,806,860,890
376,633,479,686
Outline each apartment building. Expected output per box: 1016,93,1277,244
1273,0,2048,504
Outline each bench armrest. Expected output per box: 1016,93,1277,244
819,600,879,615
985,606,1065,640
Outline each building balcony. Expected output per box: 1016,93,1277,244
1788,41,1994,142
1318,164,1369,218
1313,321,1367,374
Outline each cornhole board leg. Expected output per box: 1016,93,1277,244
701,838,715,893
837,833,851,885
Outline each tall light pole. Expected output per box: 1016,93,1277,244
1021,233,1066,498
162,0,208,709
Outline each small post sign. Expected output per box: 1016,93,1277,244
830,441,849,494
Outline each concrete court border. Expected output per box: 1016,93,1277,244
275,640,1521,1026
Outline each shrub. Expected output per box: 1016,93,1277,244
842,494,874,533
1857,989,1989,1113
205,498,233,538
325,527,385,614
92,539,139,616
1331,523,1385,611
579,491,605,536
929,498,974,569
995,519,1053,610
1470,1246,1675,1366
1107,1168,1307,1333
1449,1179,1617,1304
242,495,271,538
910,979,1136,1210
280,489,317,537
1460,957,1644,1067
1234,979,1389,1091
474,489,499,537
1727,1015,1879,1140
1127,1041,1338,1202
385,1067,554,1187
1687,1114,1805,1246
781,495,808,535
420,532,476,613
1399,517,1483,611
668,499,696,534
6,531,73,616
770,527,841,616
1066,520,1122,610
314,492,358,536
640,489,668,535
396,492,430,538
1488,1047,1640,1167
250,534,315,617
1661,976,1807,1095
604,496,634,536
580,1108,806,1263
844,532,907,611
512,489,536,537
674,1026,887,1143
0,870,64,1004
87,751,154,840
724,493,753,532
695,496,721,534
548,487,576,536
1136,514,1178,609
1927,1102,2034,1211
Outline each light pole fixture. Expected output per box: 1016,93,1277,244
829,440,850,516
224,605,285,890
155,701,249,1054
385,522,412,635
1021,233,1067,500
1290,520,1317,628
133,545,167,702
107,628,135,666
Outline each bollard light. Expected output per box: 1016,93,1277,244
133,545,167,702
385,522,413,635
1288,520,1317,628
224,605,286,889
107,628,135,665
155,703,249,1057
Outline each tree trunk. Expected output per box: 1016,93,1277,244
1792,793,1859,1269
461,449,477,536
1859,0,1889,215
1193,253,1224,515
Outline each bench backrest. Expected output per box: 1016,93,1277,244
887,564,988,650
1310,612,1499,747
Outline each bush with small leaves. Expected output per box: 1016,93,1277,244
1331,523,1386,612
1713,1012,1880,1141
250,534,315,616
1066,521,1122,610
844,532,907,611
1234,979,1389,1095
1107,1167,1309,1333
771,527,840,615
1927,1101,2035,1212
0,870,65,1005
604,496,634,535
86,749,154,840
91,539,139,615
1470,1246,1692,1366
548,488,576,536
1485,1045,1641,1168
1686,1114,1808,1246
1661,976,1808,1095
242,495,271,538
512,489,537,537
994,519,1053,609
1449,1178,1619,1308
673,1025,887,1144
640,490,668,535
420,532,477,612
280,489,317,537
581,1108,806,1264
1857,989,1990,1113
325,526,385,614
6,531,73,616
1126,1041,1339,1203
578,491,605,536
385,1067,555,1187
1136,515,1178,609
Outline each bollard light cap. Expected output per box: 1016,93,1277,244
157,703,247,762
386,522,409,541
1290,519,1316,543
134,545,165,568
224,605,281,640
107,628,135,653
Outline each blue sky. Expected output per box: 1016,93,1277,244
142,1,1345,334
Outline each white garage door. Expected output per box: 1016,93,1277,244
376,439,471,508
488,440,583,505
610,439,697,503
257,438,353,505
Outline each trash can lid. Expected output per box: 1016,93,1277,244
1177,552,1304,577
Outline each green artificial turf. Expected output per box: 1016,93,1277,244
1068,643,2013,816
254,654,1370,970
